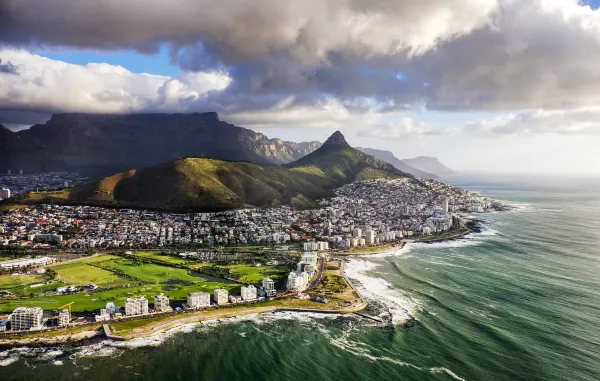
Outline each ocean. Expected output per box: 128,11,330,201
1,173,599,381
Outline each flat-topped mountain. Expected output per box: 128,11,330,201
0,112,321,174
12,132,412,211
357,148,437,178
401,156,455,176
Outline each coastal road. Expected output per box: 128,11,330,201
306,257,325,291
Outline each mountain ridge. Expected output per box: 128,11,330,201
11,131,412,212
0,112,322,174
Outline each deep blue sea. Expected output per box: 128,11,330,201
1,173,599,381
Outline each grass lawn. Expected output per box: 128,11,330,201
227,263,289,286
130,251,196,266
101,258,201,284
52,261,129,288
0,274,45,289
109,316,167,334
0,280,239,314
9,281,67,297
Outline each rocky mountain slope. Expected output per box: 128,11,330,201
12,132,411,211
0,113,320,174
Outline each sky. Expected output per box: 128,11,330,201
2,0,600,174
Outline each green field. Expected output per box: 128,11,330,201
0,279,240,314
52,261,129,287
0,274,44,289
0,254,255,314
226,263,289,285
129,251,196,266
8,281,67,297
100,258,201,284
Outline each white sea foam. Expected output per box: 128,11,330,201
344,259,419,324
53,360,63,366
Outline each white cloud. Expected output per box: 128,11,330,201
0,49,230,115
466,108,600,135
358,117,459,139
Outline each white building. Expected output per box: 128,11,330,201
187,292,211,308
105,302,120,315
303,241,318,251
0,256,56,270
10,307,43,331
353,228,362,238
214,289,229,305
125,296,149,316
365,230,375,244
262,278,276,297
28,234,63,243
57,309,70,327
1,188,11,200
316,241,329,251
300,251,318,266
241,285,257,301
286,271,310,292
153,293,171,312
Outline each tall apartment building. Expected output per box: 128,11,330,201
10,307,43,331
153,293,170,312
303,241,318,251
214,289,229,305
125,296,149,316
187,292,210,308
365,230,376,244
262,278,276,297
0,188,11,200
57,309,70,327
286,271,310,292
300,251,318,266
353,228,362,238
241,285,257,301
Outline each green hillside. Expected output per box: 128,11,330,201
11,132,412,211
286,131,413,188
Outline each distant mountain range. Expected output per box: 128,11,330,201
13,131,412,212
0,112,321,174
400,156,455,177
1,112,454,180
357,148,438,178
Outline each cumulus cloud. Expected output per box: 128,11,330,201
0,0,496,60
0,49,230,115
3,0,600,136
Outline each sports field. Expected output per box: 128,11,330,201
0,254,243,314
52,261,129,288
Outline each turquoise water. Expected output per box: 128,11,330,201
1,174,599,381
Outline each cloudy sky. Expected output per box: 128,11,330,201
2,0,600,174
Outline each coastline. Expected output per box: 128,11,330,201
0,216,493,348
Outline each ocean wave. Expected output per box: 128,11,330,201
344,259,419,324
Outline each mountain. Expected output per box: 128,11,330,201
285,131,413,188
357,148,437,178
0,113,320,174
401,156,455,176
12,132,412,212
